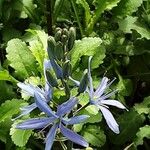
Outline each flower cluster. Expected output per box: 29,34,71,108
15,27,128,150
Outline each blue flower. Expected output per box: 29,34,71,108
14,59,52,120
16,92,89,150
87,56,128,134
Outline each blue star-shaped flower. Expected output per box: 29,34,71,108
87,56,128,134
16,92,89,150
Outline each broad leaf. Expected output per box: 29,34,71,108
134,125,150,146
70,37,105,69
82,125,106,147
10,122,32,147
134,96,150,115
0,99,24,122
0,69,18,83
113,0,143,18
6,39,38,79
109,109,145,145
118,16,150,40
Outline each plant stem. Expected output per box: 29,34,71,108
46,0,53,35
70,0,84,37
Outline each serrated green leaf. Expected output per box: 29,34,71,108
117,78,133,96
134,125,150,146
0,99,24,122
76,0,91,26
6,39,38,79
13,0,38,22
134,96,150,115
118,16,150,39
10,122,32,147
113,0,143,17
0,69,18,83
87,0,121,34
70,37,105,69
82,125,106,147
0,119,11,143
109,109,145,145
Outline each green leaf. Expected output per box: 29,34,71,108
0,69,18,83
117,78,133,96
109,109,145,145
10,121,32,147
76,0,91,26
13,0,38,22
70,37,105,69
87,0,121,34
134,96,150,115
6,39,38,79
82,125,106,147
113,0,143,18
118,16,150,40
0,99,24,122
134,125,150,146
0,119,11,143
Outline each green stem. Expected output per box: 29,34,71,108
70,0,84,37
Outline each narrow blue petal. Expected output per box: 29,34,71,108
12,103,37,120
60,124,89,147
94,77,109,98
56,97,78,116
62,115,89,125
50,59,63,79
17,83,37,96
44,83,52,101
88,56,93,98
34,92,57,118
16,117,55,129
100,90,118,100
45,124,58,150
100,100,127,110
98,106,120,134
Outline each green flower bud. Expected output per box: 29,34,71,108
46,70,58,87
68,27,76,51
55,30,62,42
63,60,72,79
47,36,56,59
78,69,88,94
55,41,64,60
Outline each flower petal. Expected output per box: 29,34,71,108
45,124,58,150
88,56,93,98
100,100,127,110
62,115,89,125
60,124,89,147
56,97,78,116
16,117,55,129
44,83,52,101
34,92,57,118
12,103,37,120
100,89,118,100
94,77,109,98
17,82,42,97
98,106,120,134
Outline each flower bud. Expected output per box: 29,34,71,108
55,30,62,42
78,69,88,94
46,70,58,87
47,36,56,59
55,41,64,60
68,27,76,51
63,60,72,79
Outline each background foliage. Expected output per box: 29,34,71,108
0,0,150,149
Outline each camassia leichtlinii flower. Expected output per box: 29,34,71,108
16,92,89,150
